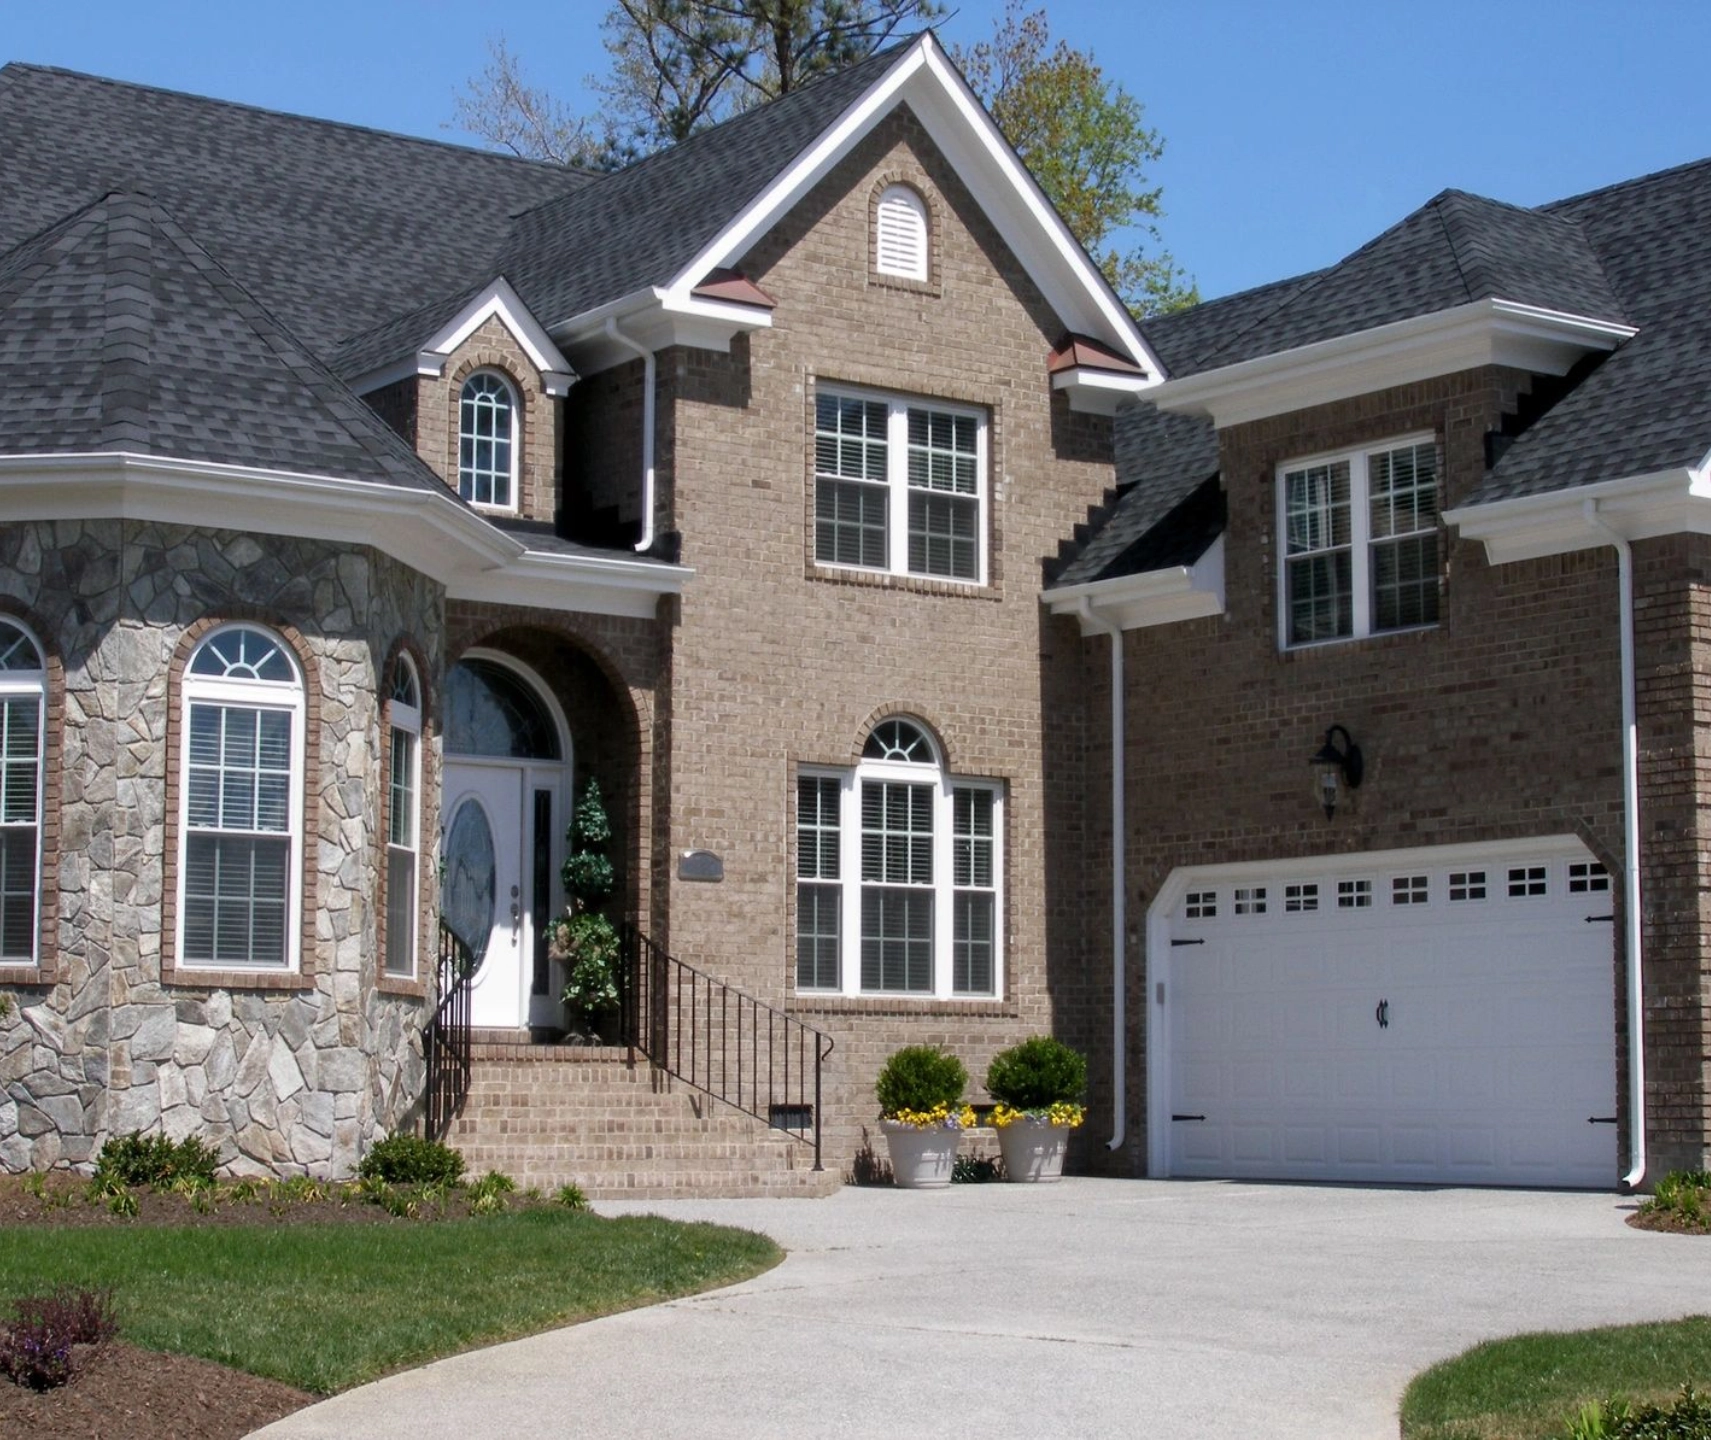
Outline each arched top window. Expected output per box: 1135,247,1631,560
459,371,518,510
863,718,936,764
390,653,421,714
0,617,46,966
189,625,297,683
179,624,305,970
875,184,929,282
445,658,559,760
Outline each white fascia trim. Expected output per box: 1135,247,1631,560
0,452,689,619
550,287,773,373
415,277,577,394
654,34,1161,382
1446,465,1711,564
1045,536,1226,632
1151,298,1636,428
1051,367,1154,415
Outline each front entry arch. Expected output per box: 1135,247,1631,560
442,653,570,1031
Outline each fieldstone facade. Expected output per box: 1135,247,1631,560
0,520,444,1176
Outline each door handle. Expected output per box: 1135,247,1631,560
1375,998,1389,1029
510,884,521,942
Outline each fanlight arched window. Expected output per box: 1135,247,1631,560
458,371,518,509
875,184,929,282
0,619,46,965
385,654,423,978
444,658,560,759
797,718,1000,999
179,625,304,969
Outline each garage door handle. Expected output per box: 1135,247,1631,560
1375,999,1389,1029
1172,1114,1206,1122
1587,1115,1617,1125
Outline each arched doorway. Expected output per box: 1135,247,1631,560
441,652,570,1031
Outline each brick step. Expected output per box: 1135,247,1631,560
445,1050,840,1200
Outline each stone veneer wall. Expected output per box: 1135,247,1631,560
0,520,444,1176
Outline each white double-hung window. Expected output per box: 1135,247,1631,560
179,625,304,969
814,387,986,584
384,656,422,979
796,719,1001,998
0,620,45,965
1280,436,1440,646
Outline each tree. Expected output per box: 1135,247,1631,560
952,2,1196,315
453,37,614,169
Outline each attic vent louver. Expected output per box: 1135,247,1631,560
876,184,928,281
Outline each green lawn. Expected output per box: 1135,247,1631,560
0,1208,781,1394
1400,1316,1711,1440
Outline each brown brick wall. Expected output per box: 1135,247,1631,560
649,106,1105,1166
416,317,559,523
563,357,649,539
1069,367,1711,1178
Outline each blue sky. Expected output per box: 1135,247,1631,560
9,1,1709,301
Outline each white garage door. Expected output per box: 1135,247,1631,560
1162,839,1618,1188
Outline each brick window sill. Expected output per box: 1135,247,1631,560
161,968,314,993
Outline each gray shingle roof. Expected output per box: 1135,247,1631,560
0,62,587,358
495,41,913,328
0,191,448,489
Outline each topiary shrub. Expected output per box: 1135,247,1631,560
985,1036,1087,1111
358,1135,466,1187
93,1131,219,1189
875,1045,967,1119
552,778,623,1029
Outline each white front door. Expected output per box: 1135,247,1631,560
442,762,528,1030
1156,838,1618,1188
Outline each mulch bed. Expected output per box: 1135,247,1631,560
0,1172,551,1439
1628,1208,1711,1235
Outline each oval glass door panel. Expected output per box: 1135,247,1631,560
443,799,496,967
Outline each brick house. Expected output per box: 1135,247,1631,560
1049,173,1711,1188
1,40,1706,1194
0,38,1159,1186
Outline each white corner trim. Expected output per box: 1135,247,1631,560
415,277,577,392
1045,536,1226,631
0,452,689,620
652,34,1160,382
1446,466,1711,564
1152,298,1636,428
1051,367,1155,415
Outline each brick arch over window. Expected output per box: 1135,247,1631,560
0,599,63,984
868,170,942,295
848,703,957,772
445,352,540,516
161,614,323,990
377,635,435,998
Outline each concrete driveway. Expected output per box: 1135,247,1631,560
252,1179,1708,1439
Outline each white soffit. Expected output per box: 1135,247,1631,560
0,453,687,620
649,34,1162,383
1446,466,1711,565
1151,299,1636,428
1045,536,1226,632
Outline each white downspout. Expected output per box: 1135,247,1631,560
603,317,657,555
1585,499,1647,1190
1076,597,1127,1151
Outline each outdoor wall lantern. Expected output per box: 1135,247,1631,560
1310,724,1363,819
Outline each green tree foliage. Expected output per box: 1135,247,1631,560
952,2,1196,315
555,779,622,1022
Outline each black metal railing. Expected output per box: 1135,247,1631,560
424,920,475,1141
619,922,834,1171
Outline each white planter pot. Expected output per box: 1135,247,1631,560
882,1121,962,1189
996,1119,1071,1182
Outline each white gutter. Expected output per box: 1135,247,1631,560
1584,499,1647,1190
1076,596,1127,1152
603,317,658,555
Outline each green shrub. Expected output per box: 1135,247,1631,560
875,1045,966,1117
985,1036,1087,1111
467,1170,517,1215
1563,1385,1711,1438
94,1131,219,1188
555,1183,590,1211
358,1135,465,1187
1639,1170,1711,1229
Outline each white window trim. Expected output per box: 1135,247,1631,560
385,657,422,980
875,184,930,282
814,383,989,587
796,749,1003,1001
0,620,46,967
1275,431,1439,650
458,369,521,514
176,625,306,972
